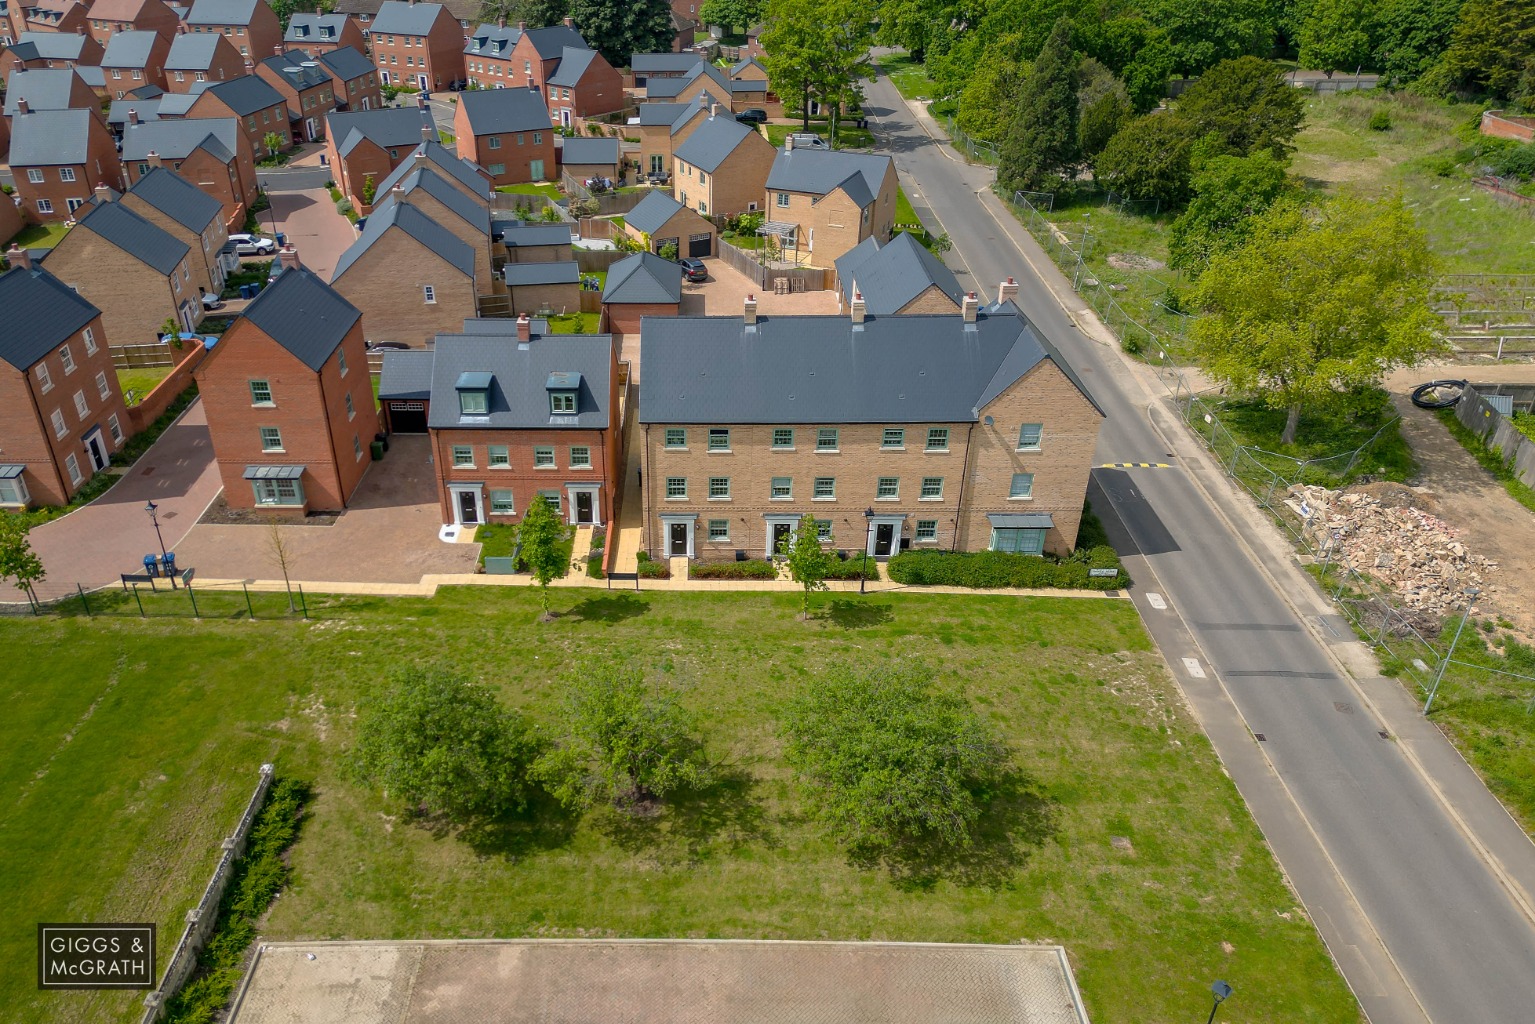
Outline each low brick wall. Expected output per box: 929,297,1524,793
1481,110,1535,143
127,342,207,435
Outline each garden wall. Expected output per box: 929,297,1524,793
127,342,207,435
1481,110,1535,144
1455,382,1535,487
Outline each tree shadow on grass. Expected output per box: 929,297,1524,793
819,599,895,629
856,766,1059,891
595,765,776,867
443,791,583,863
567,593,650,624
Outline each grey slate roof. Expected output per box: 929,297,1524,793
240,267,362,372
636,102,685,126
632,52,701,73
560,136,619,166
126,167,222,234
185,0,261,25
422,330,614,430
458,87,552,135
317,45,373,80
204,74,285,116
286,13,351,42
730,79,767,94
122,117,239,162
328,106,433,156
546,45,598,88
8,109,95,166
673,114,757,173
165,33,228,71
833,233,964,315
376,167,490,234
373,141,491,200
377,349,434,400
730,57,765,77
260,51,332,92
15,31,91,60
4,42,43,63
602,251,681,305
672,93,723,132
638,307,1102,424
152,89,208,116
331,201,476,283
464,22,519,57
333,0,478,19
129,84,165,99
75,66,106,90
622,190,685,236
0,267,102,371
101,30,159,69
767,148,892,205
75,201,190,276
500,223,573,247
4,68,87,115
504,261,578,287
370,0,446,36
644,60,729,99
523,24,586,60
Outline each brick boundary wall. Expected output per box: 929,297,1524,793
127,342,207,435
139,764,275,1024
1480,110,1535,143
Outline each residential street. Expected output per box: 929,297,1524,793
860,63,1535,1024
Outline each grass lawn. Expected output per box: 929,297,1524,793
1208,391,1418,486
878,51,940,101
116,366,174,406
547,311,601,334
895,186,920,229
763,123,876,151
496,183,564,201
13,221,72,248
0,590,1357,1024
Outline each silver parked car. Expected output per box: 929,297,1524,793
228,233,277,256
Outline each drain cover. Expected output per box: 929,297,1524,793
1333,702,1354,714
1254,733,1266,742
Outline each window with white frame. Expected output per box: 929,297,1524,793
665,476,687,499
37,199,53,214
550,392,576,414
423,285,436,303
708,476,730,499
708,518,729,541
771,476,791,499
253,477,303,505
260,426,283,451
27,169,44,183
489,135,501,149
816,428,838,451
58,345,76,373
51,409,67,438
771,428,794,449
534,446,555,467
813,477,834,500
82,327,97,355
488,163,506,175
776,191,789,207
0,475,29,505
876,476,899,499
459,388,488,415
95,370,110,400
107,413,122,443
708,428,730,451
916,519,937,541
488,445,510,467
815,519,832,541
452,445,474,466
490,489,514,514
60,167,76,182
926,427,949,451
664,428,686,448
65,453,83,486
1009,472,1035,498
882,428,904,449
570,446,591,468
354,434,364,460
36,363,52,393
249,379,272,404
920,476,944,499
1017,423,1043,450
338,350,349,376
72,390,88,420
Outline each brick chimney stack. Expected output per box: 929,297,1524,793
962,292,979,323
743,293,757,326
16,98,29,115
147,150,162,168
998,277,1019,304
497,15,505,28
563,15,573,26
850,291,866,325
527,74,536,90
274,45,283,55
278,244,301,271
518,20,526,29
516,313,531,343
6,244,31,271
94,182,114,203
784,134,793,152
128,107,140,125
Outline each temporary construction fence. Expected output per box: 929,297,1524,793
935,112,999,165
2,576,313,620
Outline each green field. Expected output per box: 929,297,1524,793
878,52,940,101
0,590,1358,1024
496,183,564,200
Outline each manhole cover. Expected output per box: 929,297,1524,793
1333,702,1354,714
1254,733,1266,742
140,466,155,477
161,510,178,519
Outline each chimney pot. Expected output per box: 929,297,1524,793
6,243,32,271
709,102,719,117
997,276,1019,304
128,107,140,124
516,313,531,342
850,290,866,325
274,45,283,55
962,292,979,324
497,15,505,28
278,244,301,270
784,134,793,151
518,20,526,29
563,15,573,27
743,293,758,326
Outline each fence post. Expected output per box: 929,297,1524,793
77,583,92,617
186,583,199,619
242,582,255,619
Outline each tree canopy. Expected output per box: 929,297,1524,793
1175,56,1307,159
699,0,762,34
1076,57,1134,166
1189,194,1443,444
1093,112,1193,206
568,0,675,67
778,514,832,618
1438,0,1535,105
761,0,874,133
0,516,45,602
1297,0,1377,77
999,18,1080,192
1168,150,1295,273
518,494,567,618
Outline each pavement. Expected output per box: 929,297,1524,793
254,188,360,281
860,56,1535,1024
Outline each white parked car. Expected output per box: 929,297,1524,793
229,233,277,256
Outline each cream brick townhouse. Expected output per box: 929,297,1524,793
637,284,1104,563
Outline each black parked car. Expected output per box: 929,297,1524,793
678,257,708,282
735,108,768,125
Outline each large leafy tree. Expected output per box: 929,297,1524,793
1190,194,1443,444
1175,56,1307,159
1094,112,1193,205
699,0,761,33
1438,0,1535,103
780,664,1011,862
999,17,1080,193
761,0,874,135
875,0,969,60
352,666,544,821
956,36,1027,143
1141,0,1280,76
1298,0,1377,76
1372,0,1465,88
1073,15,1176,113
1076,57,1133,167
568,0,675,67
533,667,713,810
1169,151,1294,274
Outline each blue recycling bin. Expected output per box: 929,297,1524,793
143,554,159,578
239,284,253,299
275,232,287,247
162,551,176,575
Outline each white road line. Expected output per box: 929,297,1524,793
1182,657,1206,679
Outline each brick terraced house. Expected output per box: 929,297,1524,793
316,46,381,113
368,0,465,91
324,103,435,209
255,49,338,143
637,286,1103,561
452,85,554,187
85,0,180,46
122,118,257,229
185,74,292,157
101,28,171,96
183,0,281,61
284,13,365,57
119,165,234,297
195,257,378,512
162,31,246,91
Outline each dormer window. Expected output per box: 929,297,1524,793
456,371,492,416
546,371,581,415
550,391,575,414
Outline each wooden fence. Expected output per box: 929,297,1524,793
576,247,628,272
111,341,180,370
716,239,832,292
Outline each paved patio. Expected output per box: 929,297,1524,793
679,256,840,317
229,940,1090,1024
172,435,480,584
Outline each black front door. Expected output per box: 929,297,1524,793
669,522,688,555
575,490,594,524
457,489,479,526
86,433,107,471
772,522,793,555
874,523,895,557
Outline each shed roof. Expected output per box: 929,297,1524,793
240,267,362,371
0,266,102,371
500,223,573,247
560,136,620,166
504,260,579,287
622,190,686,236
602,251,681,305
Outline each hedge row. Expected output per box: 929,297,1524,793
886,547,1127,590
635,552,668,579
692,559,777,580
823,555,879,581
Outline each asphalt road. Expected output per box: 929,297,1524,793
860,66,1535,1024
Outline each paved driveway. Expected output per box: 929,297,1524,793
258,188,359,282
172,434,480,584
14,399,221,599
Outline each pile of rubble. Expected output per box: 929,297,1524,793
1285,485,1496,613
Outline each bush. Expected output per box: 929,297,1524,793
886,549,1127,589
635,550,669,578
1367,109,1392,132
824,554,878,580
335,197,354,215
691,559,776,579
1492,143,1535,181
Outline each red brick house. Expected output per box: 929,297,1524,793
4,65,99,114
13,0,90,39
325,103,435,209
0,31,105,79
453,85,553,187
196,255,379,513
317,45,381,113
9,106,124,222
284,13,365,57
377,315,621,532
0,261,130,508
0,193,23,245
599,250,680,347
163,31,246,92
369,0,465,91
256,49,339,143
101,28,172,96
85,0,180,47
185,74,291,157
122,118,257,231
544,44,624,128
183,0,281,62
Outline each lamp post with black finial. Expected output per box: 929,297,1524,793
861,507,875,594
1206,980,1233,1024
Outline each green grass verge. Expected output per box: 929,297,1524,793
496,183,564,200
762,123,876,151
877,51,939,101
116,365,174,406
13,221,72,248
1212,391,1417,485
895,187,920,230
1434,408,1535,514
0,590,1359,1024
547,311,600,334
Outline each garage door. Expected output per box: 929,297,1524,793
388,401,428,434
688,232,713,257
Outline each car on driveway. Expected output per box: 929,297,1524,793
678,257,708,282
788,133,829,149
228,233,277,256
200,292,225,311
735,108,768,125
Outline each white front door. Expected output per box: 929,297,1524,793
450,485,483,526
560,108,571,127
765,515,801,558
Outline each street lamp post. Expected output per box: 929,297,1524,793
1423,587,1479,716
145,500,168,561
1206,980,1233,1024
259,177,279,240
861,507,875,594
